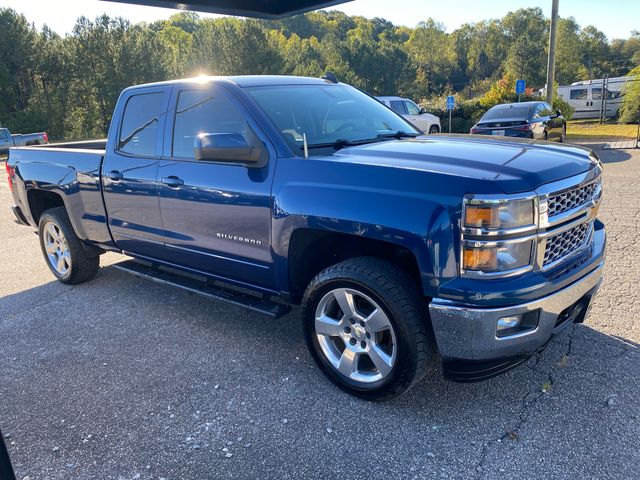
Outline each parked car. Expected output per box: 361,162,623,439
471,101,566,142
377,96,440,134
0,127,48,155
7,75,605,400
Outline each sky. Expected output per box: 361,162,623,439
0,0,638,40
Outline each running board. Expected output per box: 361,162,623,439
113,260,291,319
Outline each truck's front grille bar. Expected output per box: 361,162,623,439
543,221,592,267
547,179,600,218
537,170,602,270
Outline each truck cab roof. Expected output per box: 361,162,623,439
125,75,335,92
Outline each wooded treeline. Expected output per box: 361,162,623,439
1,7,638,140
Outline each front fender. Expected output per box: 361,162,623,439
271,158,461,297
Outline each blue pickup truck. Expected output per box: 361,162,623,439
6,75,605,400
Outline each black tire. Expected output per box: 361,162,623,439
38,207,100,284
301,257,434,401
428,125,440,134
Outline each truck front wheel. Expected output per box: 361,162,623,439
301,257,434,400
38,207,100,284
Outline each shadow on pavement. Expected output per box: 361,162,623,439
569,142,636,164
0,263,638,479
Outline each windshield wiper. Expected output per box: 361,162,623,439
376,130,421,140
302,131,420,152
303,137,382,151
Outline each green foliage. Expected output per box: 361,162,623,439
0,7,637,140
480,73,518,107
553,96,575,121
619,65,640,123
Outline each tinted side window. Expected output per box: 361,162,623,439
173,89,247,159
538,103,553,117
0,129,9,140
404,101,420,115
119,92,164,156
591,87,602,100
390,101,406,114
570,88,588,100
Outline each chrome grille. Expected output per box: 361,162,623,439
544,222,592,267
547,180,599,218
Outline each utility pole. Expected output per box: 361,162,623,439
545,0,559,105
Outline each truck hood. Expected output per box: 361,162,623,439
331,135,598,194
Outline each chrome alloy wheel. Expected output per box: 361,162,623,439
43,221,71,276
314,288,397,383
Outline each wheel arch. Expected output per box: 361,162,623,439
27,188,65,225
286,228,423,304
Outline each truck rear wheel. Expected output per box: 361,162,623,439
38,207,100,285
301,257,434,401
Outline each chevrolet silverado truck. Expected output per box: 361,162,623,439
0,127,48,155
6,75,605,400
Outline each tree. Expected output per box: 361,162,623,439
406,19,458,97
619,65,640,123
0,7,637,141
555,18,584,84
502,8,547,86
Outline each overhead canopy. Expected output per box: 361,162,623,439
101,0,352,19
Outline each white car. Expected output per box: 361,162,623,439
377,96,441,134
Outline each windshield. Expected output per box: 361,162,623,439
247,84,420,156
481,105,532,121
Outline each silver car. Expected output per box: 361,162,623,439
377,96,441,134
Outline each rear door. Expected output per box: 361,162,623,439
102,86,169,257
156,85,276,288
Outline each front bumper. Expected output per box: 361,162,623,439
429,260,604,381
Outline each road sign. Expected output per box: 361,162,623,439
446,96,455,111
446,96,455,133
516,79,526,95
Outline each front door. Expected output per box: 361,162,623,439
102,87,169,258
568,87,591,119
403,100,429,132
156,86,275,288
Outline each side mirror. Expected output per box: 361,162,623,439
419,107,427,114
194,131,267,167
555,109,562,117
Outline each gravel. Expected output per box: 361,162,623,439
1,145,639,479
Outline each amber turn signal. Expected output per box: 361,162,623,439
463,247,497,270
464,205,499,229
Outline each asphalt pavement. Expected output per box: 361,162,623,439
1,144,639,480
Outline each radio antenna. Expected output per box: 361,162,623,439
303,133,309,159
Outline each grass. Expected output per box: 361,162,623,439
567,121,639,141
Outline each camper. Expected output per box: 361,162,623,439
551,77,636,120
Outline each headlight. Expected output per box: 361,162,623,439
464,198,535,231
461,195,538,277
462,239,534,272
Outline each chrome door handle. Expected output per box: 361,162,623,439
107,170,123,181
161,176,184,188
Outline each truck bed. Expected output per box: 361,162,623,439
8,141,112,247
26,138,107,152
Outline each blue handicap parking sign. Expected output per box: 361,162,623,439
516,79,526,95
446,96,455,111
